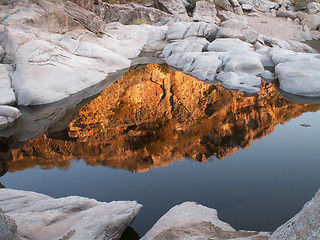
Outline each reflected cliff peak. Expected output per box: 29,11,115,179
3,64,320,173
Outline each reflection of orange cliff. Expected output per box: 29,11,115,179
9,64,320,173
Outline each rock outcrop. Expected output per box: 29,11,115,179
0,208,18,240
5,64,320,173
91,2,172,25
142,202,270,240
269,188,320,239
0,188,142,240
0,0,168,130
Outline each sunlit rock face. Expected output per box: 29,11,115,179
8,64,320,172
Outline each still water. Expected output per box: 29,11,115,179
1,64,320,237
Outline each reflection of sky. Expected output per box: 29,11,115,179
2,110,320,236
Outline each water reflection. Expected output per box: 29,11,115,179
4,64,320,173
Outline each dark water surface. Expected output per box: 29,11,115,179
1,64,320,236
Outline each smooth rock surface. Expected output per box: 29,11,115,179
216,19,258,44
221,51,264,75
275,60,320,97
0,189,142,240
0,22,167,106
142,202,270,240
269,189,320,240
207,38,253,52
268,48,320,65
166,22,217,40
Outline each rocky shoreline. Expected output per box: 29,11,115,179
1,188,320,239
1,0,320,239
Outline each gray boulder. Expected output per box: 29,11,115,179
301,13,320,30
92,3,173,25
263,36,316,53
192,0,220,25
0,64,15,105
215,0,234,11
296,11,309,21
221,51,264,75
166,22,218,41
0,189,142,240
276,6,297,20
242,4,254,11
161,37,209,57
154,0,189,17
275,59,320,97
189,53,222,81
311,30,320,39
208,38,254,52
238,0,277,11
0,208,18,240
268,48,320,65
141,202,270,240
217,10,243,21
0,106,21,130
216,19,258,44
307,1,320,14
269,189,320,239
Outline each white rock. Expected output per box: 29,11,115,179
217,72,261,93
142,202,270,240
184,22,208,38
0,105,21,119
242,4,254,11
275,60,320,97
166,52,201,71
221,51,264,75
269,48,320,65
301,13,320,31
216,19,258,44
0,116,9,130
1,23,167,106
207,38,253,52
0,189,142,240
190,53,222,81
263,36,316,53
260,70,275,80
0,88,15,105
161,38,209,58
269,189,320,240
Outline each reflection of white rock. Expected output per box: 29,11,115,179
269,189,320,240
0,189,142,240
142,202,270,240
217,72,261,94
0,105,21,130
275,60,320,97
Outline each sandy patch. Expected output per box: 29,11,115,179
243,14,303,40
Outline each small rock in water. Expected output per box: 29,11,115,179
300,123,311,127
